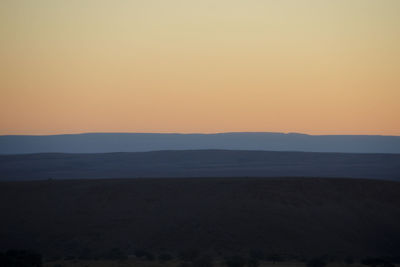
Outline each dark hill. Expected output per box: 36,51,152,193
0,178,399,259
0,150,399,181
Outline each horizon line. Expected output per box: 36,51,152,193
1,131,400,137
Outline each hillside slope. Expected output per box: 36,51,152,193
0,178,399,259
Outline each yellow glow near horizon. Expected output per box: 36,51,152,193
1,0,399,135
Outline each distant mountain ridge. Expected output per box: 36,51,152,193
1,132,400,154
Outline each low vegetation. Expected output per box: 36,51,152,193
0,178,399,266
1,249,399,267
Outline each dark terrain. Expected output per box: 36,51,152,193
1,150,399,181
0,177,399,260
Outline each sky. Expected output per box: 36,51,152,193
1,0,399,135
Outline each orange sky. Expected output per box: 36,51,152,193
1,0,399,135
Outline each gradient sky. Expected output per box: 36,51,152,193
1,0,399,135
